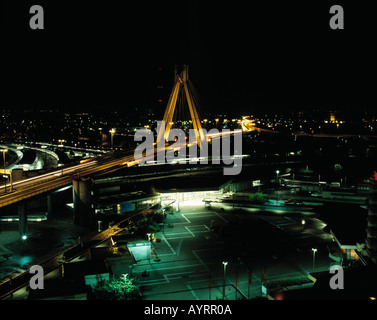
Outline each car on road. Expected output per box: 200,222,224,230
284,199,303,205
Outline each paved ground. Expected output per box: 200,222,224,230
0,199,335,300
0,208,92,280
134,199,334,300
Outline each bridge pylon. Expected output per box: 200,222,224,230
156,65,205,148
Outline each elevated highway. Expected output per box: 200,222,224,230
0,128,247,210
0,149,137,209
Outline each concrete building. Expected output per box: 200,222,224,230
323,204,367,268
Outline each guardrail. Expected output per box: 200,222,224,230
0,179,71,208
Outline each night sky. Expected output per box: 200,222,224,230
1,1,375,114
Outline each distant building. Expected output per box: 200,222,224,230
281,265,377,300
356,178,370,195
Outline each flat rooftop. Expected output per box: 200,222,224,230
319,203,367,245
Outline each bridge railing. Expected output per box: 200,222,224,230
0,179,72,208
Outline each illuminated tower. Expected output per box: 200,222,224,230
156,66,164,102
156,65,205,148
153,66,166,119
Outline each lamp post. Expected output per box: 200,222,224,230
312,248,317,270
222,261,228,299
301,219,305,232
276,170,280,204
109,129,116,149
1,149,8,194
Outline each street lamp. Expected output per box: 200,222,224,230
222,261,228,299
1,149,8,194
109,129,116,149
301,219,305,232
58,139,65,146
312,248,317,269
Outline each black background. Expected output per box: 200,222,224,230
0,1,375,114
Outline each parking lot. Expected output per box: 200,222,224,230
134,198,334,300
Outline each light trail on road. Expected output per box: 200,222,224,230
0,130,243,208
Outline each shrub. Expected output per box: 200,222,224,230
249,193,268,203
91,275,141,300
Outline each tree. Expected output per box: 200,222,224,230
90,275,141,300
333,163,343,172
134,213,164,234
249,193,268,203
